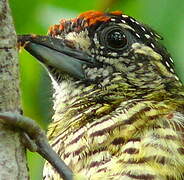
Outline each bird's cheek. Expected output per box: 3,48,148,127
83,66,113,83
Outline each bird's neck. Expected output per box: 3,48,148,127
47,75,184,154
51,74,182,123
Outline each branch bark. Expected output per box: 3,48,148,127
0,0,28,179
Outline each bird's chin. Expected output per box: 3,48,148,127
18,35,95,80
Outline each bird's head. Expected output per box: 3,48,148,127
18,10,181,105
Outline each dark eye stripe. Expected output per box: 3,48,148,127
106,15,175,74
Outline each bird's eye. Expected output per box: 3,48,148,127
106,29,127,49
100,26,128,51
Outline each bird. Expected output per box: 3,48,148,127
18,10,184,180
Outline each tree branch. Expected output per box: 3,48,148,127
0,112,73,180
0,0,28,179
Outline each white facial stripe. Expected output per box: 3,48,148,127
65,30,91,50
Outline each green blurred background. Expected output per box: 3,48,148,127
9,0,184,179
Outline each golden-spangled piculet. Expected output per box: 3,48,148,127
19,11,184,180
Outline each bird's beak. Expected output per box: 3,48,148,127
18,35,94,79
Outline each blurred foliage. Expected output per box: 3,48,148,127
9,0,184,179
